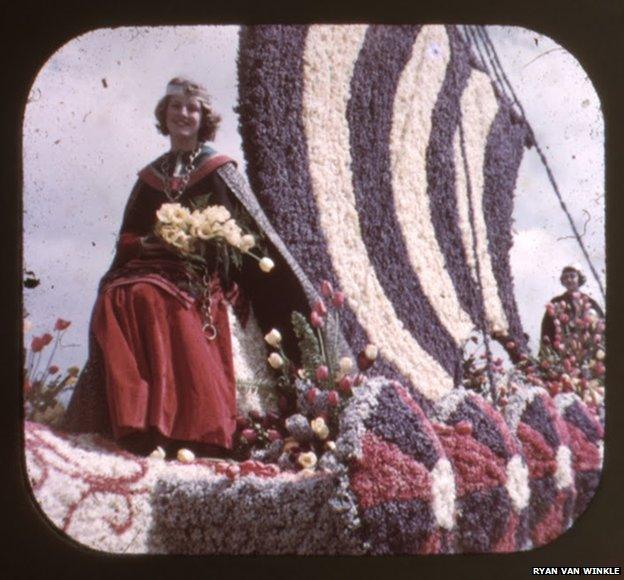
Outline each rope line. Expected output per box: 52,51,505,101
475,26,605,301
457,107,497,402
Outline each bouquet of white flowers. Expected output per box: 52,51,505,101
154,202,274,274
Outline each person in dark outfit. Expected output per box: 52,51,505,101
63,77,310,458
540,264,604,351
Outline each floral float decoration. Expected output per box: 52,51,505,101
23,317,80,427
231,279,379,472
462,290,605,421
154,202,274,281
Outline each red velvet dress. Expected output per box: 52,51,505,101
93,147,242,449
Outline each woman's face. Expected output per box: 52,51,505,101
561,269,580,292
165,95,202,141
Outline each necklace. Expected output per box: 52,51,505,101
160,146,202,202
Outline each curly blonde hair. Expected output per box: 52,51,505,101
154,77,222,142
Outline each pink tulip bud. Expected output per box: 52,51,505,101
241,429,257,444
338,375,353,395
267,429,282,442
332,291,345,308
315,365,329,381
310,311,324,328
320,280,334,298
505,341,516,350
48,365,60,374
313,299,327,317
594,362,605,377
327,390,340,407
306,388,318,405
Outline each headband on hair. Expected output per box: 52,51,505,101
165,81,210,103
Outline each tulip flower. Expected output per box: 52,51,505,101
313,299,327,317
176,448,196,463
327,390,339,407
320,280,333,298
241,428,257,444
338,356,353,374
264,328,282,348
54,319,71,331
268,352,284,369
310,311,324,328
332,291,345,308
259,257,275,273
306,387,318,405
315,365,329,381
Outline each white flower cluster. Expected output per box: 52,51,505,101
155,202,256,255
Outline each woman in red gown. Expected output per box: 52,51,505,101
64,77,309,457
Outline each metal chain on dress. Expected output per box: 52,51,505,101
160,146,202,202
200,269,218,340
183,267,218,341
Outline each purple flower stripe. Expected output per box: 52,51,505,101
447,396,511,460
455,486,511,553
527,476,557,531
361,498,435,555
426,26,486,326
574,470,601,519
520,396,560,449
237,25,409,389
347,24,459,378
482,104,530,352
365,385,440,470
564,401,602,443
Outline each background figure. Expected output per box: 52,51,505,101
540,264,604,352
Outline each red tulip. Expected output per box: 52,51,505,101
54,318,71,331
30,336,44,353
306,387,318,405
327,390,339,407
320,280,334,298
310,311,324,328
315,365,329,381
241,429,257,444
593,362,605,377
332,291,345,308
338,375,353,395
313,299,327,317
267,429,282,442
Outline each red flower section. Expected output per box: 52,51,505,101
434,422,507,497
566,423,601,473
54,318,71,331
351,432,432,510
515,423,557,480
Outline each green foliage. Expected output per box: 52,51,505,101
291,311,323,378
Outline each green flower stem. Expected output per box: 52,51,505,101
316,326,328,382
40,330,63,384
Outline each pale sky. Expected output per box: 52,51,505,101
22,25,605,372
